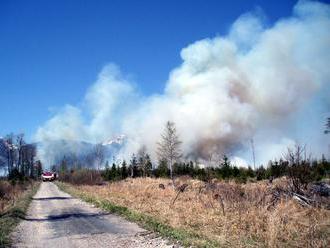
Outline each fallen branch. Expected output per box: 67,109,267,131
172,184,188,205
213,194,225,215
292,192,314,207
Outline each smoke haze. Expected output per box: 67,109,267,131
35,0,330,167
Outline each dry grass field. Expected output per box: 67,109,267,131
0,180,39,246
0,180,33,213
68,177,330,247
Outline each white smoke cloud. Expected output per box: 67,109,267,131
36,105,85,141
84,64,138,142
35,0,330,166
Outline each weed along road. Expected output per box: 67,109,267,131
12,182,174,248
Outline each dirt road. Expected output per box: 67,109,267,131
12,182,175,248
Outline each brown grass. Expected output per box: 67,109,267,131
0,180,33,214
70,177,330,247
0,180,40,247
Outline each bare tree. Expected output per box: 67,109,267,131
325,117,330,159
284,144,314,193
284,144,305,165
129,154,137,178
138,146,146,177
157,121,182,180
21,144,36,177
137,145,152,177
3,134,16,175
0,138,7,172
325,117,330,134
0,134,36,178
93,143,105,170
83,152,95,168
16,133,25,174
250,138,256,170
0,156,6,173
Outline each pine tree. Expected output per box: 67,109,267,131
121,160,128,179
105,160,109,169
156,159,169,178
145,154,153,177
220,155,232,179
111,163,117,180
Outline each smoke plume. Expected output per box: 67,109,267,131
36,0,330,167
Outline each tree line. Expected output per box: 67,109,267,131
58,120,330,190
0,133,42,181
57,150,330,189
1,117,329,187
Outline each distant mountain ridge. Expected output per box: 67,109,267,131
36,135,127,168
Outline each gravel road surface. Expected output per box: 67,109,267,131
12,182,176,248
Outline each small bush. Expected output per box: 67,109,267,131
0,181,10,199
288,161,316,193
8,168,26,184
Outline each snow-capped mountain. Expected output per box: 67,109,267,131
101,134,126,146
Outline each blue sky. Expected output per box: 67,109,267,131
0,0,320,139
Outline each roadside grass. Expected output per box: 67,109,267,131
56,178,330,248
56,181,220,247
0,182,40,248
